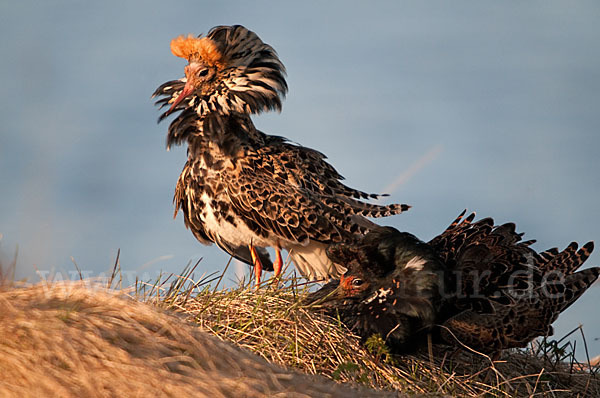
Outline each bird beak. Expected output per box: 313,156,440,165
166,80,195,115
304,281,344,306
166,63,201,115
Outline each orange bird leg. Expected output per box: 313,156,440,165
249,244,262,289
273,248,283,278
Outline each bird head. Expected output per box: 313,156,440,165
307,229,444,351
304,260,375,307
153,25,288,141
338,260,378,298
310,228,445,306
165,35,226,114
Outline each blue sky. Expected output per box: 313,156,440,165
1,1,599,357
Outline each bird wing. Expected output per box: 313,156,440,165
224,143,409,246
260,137,410,217
441,266,600,352
428,211,542,300
262,135,386,201
439,303,551,352
225,161,348,245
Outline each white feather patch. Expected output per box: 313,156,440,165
405,256,426,271
288,241,346,281
363,287,393,304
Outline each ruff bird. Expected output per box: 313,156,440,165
308,211,599,354
153,25,409,285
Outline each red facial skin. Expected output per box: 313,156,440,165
340,275,359,295
339,269,370,298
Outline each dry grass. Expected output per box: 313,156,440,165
138,264,600,397
1,254,598,397
0,279,407,397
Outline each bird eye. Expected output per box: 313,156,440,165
198,69,209,77
352,278,363,286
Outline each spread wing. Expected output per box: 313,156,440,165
440,266,600,351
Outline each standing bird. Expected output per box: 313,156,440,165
153,25,409,285
308,211,599,354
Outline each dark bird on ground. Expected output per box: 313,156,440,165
153,25,409,285
308,211,599,354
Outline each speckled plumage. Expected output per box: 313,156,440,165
154,25,409,280
308,211,599,353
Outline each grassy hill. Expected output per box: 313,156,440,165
0,264,598,397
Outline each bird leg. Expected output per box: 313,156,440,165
273,248,283,278
249,244,262,289
270,248,284,287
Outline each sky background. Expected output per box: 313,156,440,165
1,1,599,358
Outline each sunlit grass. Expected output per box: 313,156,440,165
1,250,598,397
136,262,600,397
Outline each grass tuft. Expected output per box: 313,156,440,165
144,267,600,397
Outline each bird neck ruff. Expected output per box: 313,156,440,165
170,35,225,68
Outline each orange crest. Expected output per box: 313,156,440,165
170,35,225,68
